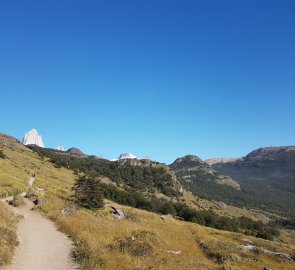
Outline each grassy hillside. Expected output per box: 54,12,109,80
1,134,295,270
0,134,76,198
44,195,295,270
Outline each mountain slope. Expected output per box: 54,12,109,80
170,155,240,190
28,145,182,198
211,146,295,217
169,155,243,208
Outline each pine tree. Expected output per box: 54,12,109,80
74,176,104,209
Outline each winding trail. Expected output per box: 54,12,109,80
1,178,78,270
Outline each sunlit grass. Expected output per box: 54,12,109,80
0,202,18,267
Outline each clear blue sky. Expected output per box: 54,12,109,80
0,0,294,163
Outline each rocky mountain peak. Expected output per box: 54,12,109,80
118,153,138,160
66,147,84,155
22,128,45,148
245,146,295,160
173,155,203,164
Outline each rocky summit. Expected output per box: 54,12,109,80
66,147,84,155
22,128,45,148
117,153,138,160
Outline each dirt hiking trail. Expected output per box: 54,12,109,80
1,178,78,270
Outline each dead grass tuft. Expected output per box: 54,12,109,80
110,230,157,257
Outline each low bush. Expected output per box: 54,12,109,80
0,149,6,159
10,195,24,207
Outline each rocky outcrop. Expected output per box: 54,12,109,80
244,243,294,262
205,157,241,165
117,158,159,167
104,205,125,219
117,153,138,160
160,214,175,222
61,205,76,215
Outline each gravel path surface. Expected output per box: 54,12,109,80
1,197,78,270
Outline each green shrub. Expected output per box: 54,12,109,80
255,227,279,240
0,150,6,159
10,195,24,207
26,187,37,198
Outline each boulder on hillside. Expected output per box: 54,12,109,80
161,214,175,222
104,205,125,219
61,204,76,215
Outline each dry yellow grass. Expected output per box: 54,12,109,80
0,201,18,267
1,134,295,270
41,195,295,270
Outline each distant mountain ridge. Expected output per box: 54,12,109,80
211,146,295,217
169,155,241,190
244,146,295,160
169,146,295,217
206,157,241,165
